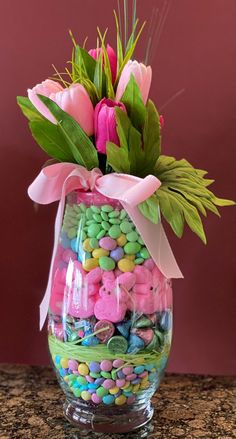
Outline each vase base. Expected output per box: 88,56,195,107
64,399,154,434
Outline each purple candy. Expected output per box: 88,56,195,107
68,359,79,370
117,370,126,379
88,388,96,394
95,377,105,386
110,247,124,262
131,378,141,384
89,361,101,373
92,394,101,404
86,375,94,383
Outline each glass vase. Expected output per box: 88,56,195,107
48,190,172,433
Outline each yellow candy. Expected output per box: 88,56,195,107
151,368,156,372
109,386,120,395
78,363,89,376
132,384,140,393
60,358,69,368
115,395,127,405
82,258,99,272
141,376,149,384
140,382,150,390
64,376,69,382
81,390,91,401
124,254,135,261
83,238,93,252
92,248,109,258
116,234,127,247
121,381,130,390
118,258,135,273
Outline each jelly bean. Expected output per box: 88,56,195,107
60,358,69,368
131,378,141,384
109,218,121,225
92,393,102,404
99,256,115,271
78,364,89,376
139,371,148,378
127,395,136,405
124,242,141,255
119,209,127,220
88,224,101,238
140,247,150,259
101,371,111,379
134,365,145,374
101,205,113,212
82,258,99,271
112,359,125,368
101,211,109,221
115,395,127,406
73,388,82,397
81,390,91,401
79,203,86,212
90,372,101,379
95,378,105,386
93,213,102,222
132,384,140,393
100,360,113,372
117,370,126,379
77,376,87,386
145,364,155,371
79,385,88,391
97,230,106,239
103,379,115,389
126,231,139,242
90,206,100,213
86,375,95,384
67,228,77,239
116,379,126,388
110,247,124,261
122,366,133,375
96,387,108,398
89,238,99,249
109,387,120,395
148,372,157,382
101,221,110,231
88,383,98,389
99,237,117,251
103,394,115,405
134,258,144,265
126,373,137,381
89,362,101,373
120,221,133,234
111,370,117,380
92,248,109,258
69,361,79,373
118,258,135,272
83,238,93,252
124,254,135,260
85,207,93,219
116,234,127,247
108,225,121,239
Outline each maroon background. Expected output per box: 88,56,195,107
0,0,235,374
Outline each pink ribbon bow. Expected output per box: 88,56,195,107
28,163,183,329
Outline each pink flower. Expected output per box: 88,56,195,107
160,115,164,128
116,60,152,104
89,44,117,84
94,98,126,154
28,80,94,136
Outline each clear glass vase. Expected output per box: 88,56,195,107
48,190,173,433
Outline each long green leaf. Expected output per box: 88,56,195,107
143,99,161,170
121,74,146,131
17,96,44,121
29,120,75,162
75,45,96,81
38,95,98,169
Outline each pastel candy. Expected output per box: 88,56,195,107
94,320,115,343
116,321,131,339
99,237,117,251
133,328,154,346
134,266,152,284
110,247,124,261
94,295,127,322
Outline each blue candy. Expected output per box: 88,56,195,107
127,334,145,353
145,364,155,371
148,372,157,382
80,385,88,391
134,365,145,374
103,395,115,405
116,321,131,339
71,237,79,253
160,311,172,331
88,383,98,389
60,232,71,249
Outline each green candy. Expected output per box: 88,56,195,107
73,388,82,397
119,209,127,220
97,229,106,239
90,372,101,379
111,370,117,380
107,336,128,354
101,371,111,378
109,218,121,225
89,238,99,249
96,387,109,398
101,211,109,221
86,219,96,225
85,207,94,219
90,206,101,213
77,376,87,386
134,258,144,265
67,228,77,239
101,221,110,231
108,210,120,218
120,221,133,234
146,334,159,351
99,256,116,271
73,205,81,214
138,237,144,245
140,247,150,259
134,317,152,328
126,231,139,242
88,223,101,238
101,205,113,213
124,242,141,255
93,213,102,223
108,225,121,239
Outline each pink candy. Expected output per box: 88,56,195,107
99,237,117,251
100,360,113,372
103,379,115,389
122,366,133,375
68,359,79,370
116,379,126,388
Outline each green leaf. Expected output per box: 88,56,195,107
38,95,98,169
75,45,96,81
106,141,130,173
93,51,104,100
142,99,161,171
29,119,75,162
138,195,160,224
97,28,115,99
17,96,44,121
212,196,235,207
114,11,124,74
157,188,185,238
121,74,146,131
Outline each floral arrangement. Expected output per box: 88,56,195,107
17,6,233,244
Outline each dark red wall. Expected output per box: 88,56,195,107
0,0,235,374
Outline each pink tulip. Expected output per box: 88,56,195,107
116,60,152,104
94,98,126,154
89,44,117,83
28,80,94,136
